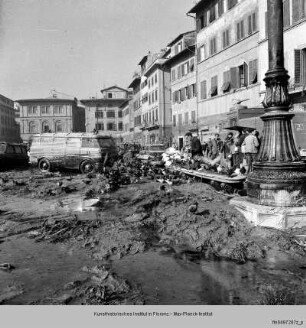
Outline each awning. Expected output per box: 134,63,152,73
221,82,231,92
224,125,255,133
210,86,218,96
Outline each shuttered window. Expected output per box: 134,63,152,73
173,115,176,127
236,20,245,41
295,49,306,85
228,0,238,10
248,12,257,35
249,59,258,84
178,114,182,126
221,70,231,92
209,5,216,23
292,0,306,24
230,67,239,89
200,80,207,100
210,37,217,55
210,75,218,97
222,29,230,48
283,0,290,28
218,0,224,16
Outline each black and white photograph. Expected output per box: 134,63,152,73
0,0,306,326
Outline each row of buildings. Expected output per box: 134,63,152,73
2,0,306,151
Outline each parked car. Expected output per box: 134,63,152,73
29,132,118,173
0,142,29,170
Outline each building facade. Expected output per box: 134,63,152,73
137,51,172,146
165,31,197,149
188,0,261,141
0,94,20,143
81,86,130,141
16,96,85,142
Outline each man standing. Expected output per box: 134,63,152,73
211,133,221,160
242,129,259,173
185,132,203,158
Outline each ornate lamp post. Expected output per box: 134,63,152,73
247,0,306,207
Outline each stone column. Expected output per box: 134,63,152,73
247,0,306,207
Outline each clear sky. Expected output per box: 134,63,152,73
0,0,195,100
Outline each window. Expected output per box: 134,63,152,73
118,122,123,131
118,110,123,118
178,42,182,53
55,121,63,132
238,63,249,87
178,114,182,126
209,5,216,23
222,70,231,93
155,74,157,83
155,90,158,102
41,106,50,114
54,106,63,115
200,80,207,100
249,59,258,84
107,122,116,131
29,121,37,133
183,62,189,76
107,93,113,99
222,29,230,49
95,111,103,118
191,111,196,124
42,121,50,133
218,0,224,16
173,115,176,127
283,0,290,28
198,45,205,62
292,0,306,24
236,20,245,41
294,48,306,84
197,12,207,31
96,123,104,131
190,58,195,72
210,76,218,97
248,12,257,35
106,111,115,118
171,69,176,81
155,109,158,121
28,106,37,115
210,37,217,55
228,0,238,10
184,112,189,125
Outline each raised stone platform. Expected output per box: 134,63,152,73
230,197,306,230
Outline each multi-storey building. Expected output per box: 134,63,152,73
0,94,20,142
138,51,172,145
188,0,261,141
128,70,142,144
120,99,132,143
81,86,130,141
16,95,85,142
165,31,197,149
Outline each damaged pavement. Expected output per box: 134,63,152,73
1,160,306,305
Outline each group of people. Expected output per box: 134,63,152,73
184,128,261,174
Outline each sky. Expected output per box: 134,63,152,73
0,0,195,101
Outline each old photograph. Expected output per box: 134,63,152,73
0,0,306,326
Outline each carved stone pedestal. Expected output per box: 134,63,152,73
230,198,306,230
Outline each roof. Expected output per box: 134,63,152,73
128,76,141,89
144,58,168,77
167,31,195,47
100,85,129,93
164,45,196,66
138,55,148,66
187,0,207,14
31,132,114,139
16,98,76,104
119,100,129,108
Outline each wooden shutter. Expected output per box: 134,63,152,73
249,60,254,83
230,67,239,88
252,12,257,31
292,0,300,23
240,20,245,38
295,49,302,84
197,47,200,63
248,15,252,35
201,80,207,99
244,62,248,86
218,0,224,16
236,22,240,41
283,0,290,28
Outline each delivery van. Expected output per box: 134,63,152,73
29,132,118,173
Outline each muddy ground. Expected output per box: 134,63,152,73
0,165,306,305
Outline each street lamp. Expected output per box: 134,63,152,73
247,0,306,207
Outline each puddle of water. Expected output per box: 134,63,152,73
50,195,100,213
0,236,92,304
113,250,306,305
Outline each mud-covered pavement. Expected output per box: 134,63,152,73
1,165,306,305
